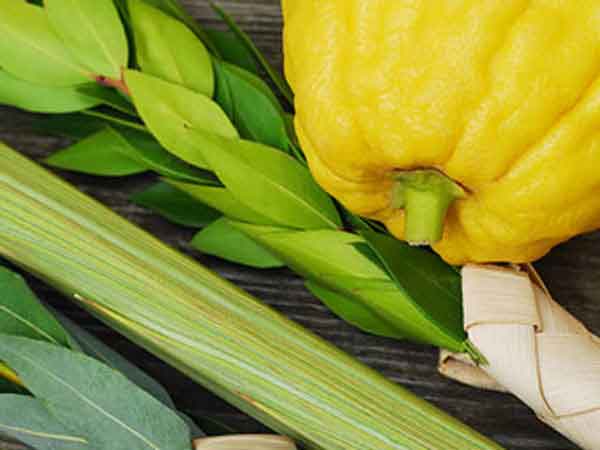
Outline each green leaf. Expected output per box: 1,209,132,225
218,62,289,151
128,0,214,97
0,267,70,347
0,336,191,450
45,128,147,176
131,182,222,228
305,281,404,339
77,84,137,116
227,223,387,281
82,109,148,133
187,131,342,230
361,230,466,344
205,29,258,75
125,70,237,169
139,0,219,56
0,71,100,113
34,113,123,139
167,181,275,225
46,0,128,79
117,128,221,184
209,1,294,105
0,394,88,450
213,60,235,119
52,311,176,410
191,218,284,269
53,311,205,437
0,0,89,86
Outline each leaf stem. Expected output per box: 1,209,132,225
0,362,23,388
95,74,130,97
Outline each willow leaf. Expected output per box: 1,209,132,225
167,181,275,225
131,182,222,228
209,1,293,104
129,0,214,97
46,0,128,79
0,336,191,450
0,71,99,113
53,311,176,410
192,218,284,269
0,394,88,450
45,128,146,177
125,70,237,169
306,281,404,339
0,0,89,86
188,131,341,230
0,267,70,347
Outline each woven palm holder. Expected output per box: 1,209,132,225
460,265,600,450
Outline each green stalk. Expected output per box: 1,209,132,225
0,145,502,450
0,362,22,387
393,170,465,245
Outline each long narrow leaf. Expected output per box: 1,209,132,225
0,394,88,450
0,335,191,450
0,267,70,347
53,311,176,410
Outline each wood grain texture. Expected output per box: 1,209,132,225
1,1,598,449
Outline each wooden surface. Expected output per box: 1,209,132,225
1,1,599,449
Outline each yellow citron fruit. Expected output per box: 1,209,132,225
282,0,600,265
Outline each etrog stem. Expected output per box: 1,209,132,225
393,170,465,245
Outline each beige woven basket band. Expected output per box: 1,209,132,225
463,265,600,450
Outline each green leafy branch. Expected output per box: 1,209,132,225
0,0,476,357
0,266,199,450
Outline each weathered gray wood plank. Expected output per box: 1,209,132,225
1,1,597,449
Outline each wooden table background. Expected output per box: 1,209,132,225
1,1,599,449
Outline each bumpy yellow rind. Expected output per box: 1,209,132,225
283,0,600,264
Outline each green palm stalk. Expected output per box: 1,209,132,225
0,144,502,450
